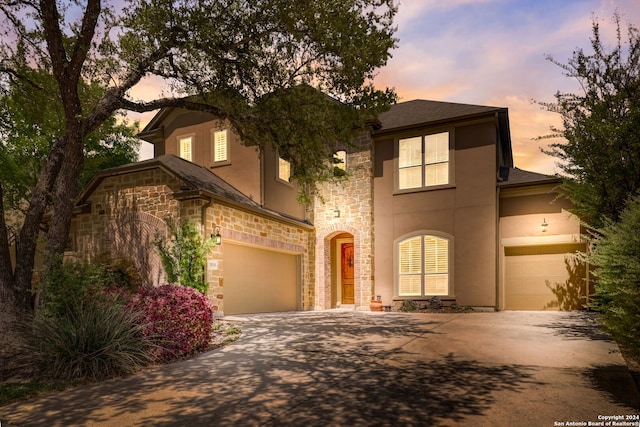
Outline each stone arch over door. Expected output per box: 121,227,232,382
106,212,168,287
316,224,363,310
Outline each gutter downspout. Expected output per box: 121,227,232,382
201,196,213,289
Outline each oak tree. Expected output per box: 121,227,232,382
0,0,397,308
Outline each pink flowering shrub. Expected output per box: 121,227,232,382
128,284,214,362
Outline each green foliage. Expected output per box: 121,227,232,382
398,300,418,312
539,13,640,228
0,67,139,212
155,220,215,293
25,296,152,380
589,195,640,356
38,259,113,317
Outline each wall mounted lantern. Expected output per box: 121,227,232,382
211,227,222,245
333,207,340,218
541,218,548,233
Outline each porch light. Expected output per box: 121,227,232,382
211,227,222,245
541,218,548,233
334,207,340,218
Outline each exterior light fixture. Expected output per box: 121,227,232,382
334,207,340,218
211,227,222,245
541,218,548,233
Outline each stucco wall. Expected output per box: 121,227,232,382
373,119,498,308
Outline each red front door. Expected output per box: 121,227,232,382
341,243,354,304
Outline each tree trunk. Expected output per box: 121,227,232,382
13,138,67,309
44,132,85,274
0,184,16,306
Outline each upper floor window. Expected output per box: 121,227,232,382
178,136,193,161
398,234,450,297
212,129,229,164
278,156,291,183
398,131,450,190
334,150,347,171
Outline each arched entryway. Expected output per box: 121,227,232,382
331,233,355,308
316,224,363,310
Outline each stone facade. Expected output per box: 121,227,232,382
71,164,314,314
311,133,375,310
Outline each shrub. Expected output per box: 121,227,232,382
25,295,153,380
37,260,107,316
398,299,418,312
155,219,215,293
128,285,214,362
590,195,640,356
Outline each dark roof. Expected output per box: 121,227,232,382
498,167,560,188
376,99,506,133
79,155,312,227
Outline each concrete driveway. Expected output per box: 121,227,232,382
1,311,639,426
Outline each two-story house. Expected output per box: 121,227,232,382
69,99,589,315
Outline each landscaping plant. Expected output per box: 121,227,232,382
128,284,214,362
25,294,152,380
590,195,640,357
155,220,215,293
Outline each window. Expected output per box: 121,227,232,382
398,234,450,297
398,131,450,189
334,150,347,171
278,156,291,182
212,129,229,164
179,136,192,161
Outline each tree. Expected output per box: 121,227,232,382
589,195,640,355
0,0,398,309
539,13,640,229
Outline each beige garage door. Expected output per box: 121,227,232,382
223,243,300,315
504,244,585,310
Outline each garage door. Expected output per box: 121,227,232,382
223,243,300,315
504,244,585,310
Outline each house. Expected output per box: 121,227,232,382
68,99,590,315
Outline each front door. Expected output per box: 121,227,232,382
341,242,354,304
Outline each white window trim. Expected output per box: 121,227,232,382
394,129,455,193
177,133,195,162
211,128,231,166
394,230,454,299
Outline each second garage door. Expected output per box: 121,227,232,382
223,243,300,315
504,243,586,310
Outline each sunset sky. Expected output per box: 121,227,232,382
136,0,640,175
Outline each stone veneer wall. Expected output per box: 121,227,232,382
203,203,314,314
312,132,375,310
72,167,315,315
72,169,184,285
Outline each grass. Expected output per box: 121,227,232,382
0,381,75,406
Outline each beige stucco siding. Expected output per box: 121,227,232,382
373,119,498,308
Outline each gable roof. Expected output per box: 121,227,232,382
78,155,312,228
375,99,514,170
375,99,507,133
498,167,561,188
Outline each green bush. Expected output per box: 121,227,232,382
155,219,215,293
590,195,640,356
37,259,111,317
26,295,153,380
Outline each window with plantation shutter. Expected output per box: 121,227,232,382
179,136,192,161
278,156,291,182
397,234,450,297
212,129,228,163
398,131,450,190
